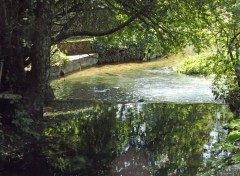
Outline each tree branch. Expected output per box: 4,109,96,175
53,0,154,43
230,31,240,47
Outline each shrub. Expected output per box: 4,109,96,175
91,38,145,64
50,45,70,67
178,52,217,76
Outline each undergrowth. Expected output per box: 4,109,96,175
178,52,217,76
179,52,240,168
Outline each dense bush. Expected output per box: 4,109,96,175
50,45,70,67
91,38,145,64
178,52,217,76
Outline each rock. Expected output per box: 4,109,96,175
138,99,145,102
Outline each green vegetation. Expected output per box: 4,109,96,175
207,119,240,170
178,50,240,167
225,120,240,165
91,27,171,63
178,52,216,76
42,102,230,175
1,0,240,174
50,45,69,67
1,0,239,119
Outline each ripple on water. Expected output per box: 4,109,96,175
132,70,216,103
54,69,220,103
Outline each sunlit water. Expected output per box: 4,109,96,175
53,69,218,103
133,70,215,103
40,68,240,175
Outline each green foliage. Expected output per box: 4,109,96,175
91,31,178,63
11,103,39,138
232,153,240,163
50,45,69,67
90,2,206,64
203,0,240,108
228,119,240,130
178,52,217,76
211,53,240,104
175,0,240,168
226,131,240,143
12,107,33,133
0,102,40,160
42,102,231,175
91,28,150,63
43,104,116,173
210,119,240,168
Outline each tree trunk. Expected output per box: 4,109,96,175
24,0,53,118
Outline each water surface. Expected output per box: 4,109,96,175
46,68,239,175
44,101,232,175
53,69,217,103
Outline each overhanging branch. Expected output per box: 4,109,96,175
53,0,154,43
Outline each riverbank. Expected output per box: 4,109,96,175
51,44,198,80
0,49,198,175
51,53,99,78
59,53,186,81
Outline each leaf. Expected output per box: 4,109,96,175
226,131,240,143
232,153,240,163
222,143,240,152
213,143,222,149
12,119,20,126
228,119,240,130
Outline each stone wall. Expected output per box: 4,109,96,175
57,41,93,55
51,53,98,78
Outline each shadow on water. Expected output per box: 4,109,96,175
42,101,233,175
42,68,240,175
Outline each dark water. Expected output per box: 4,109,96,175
43,69,240,175
43,101,233,176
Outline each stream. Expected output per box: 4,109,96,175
53,69,216,103
43,68,240,175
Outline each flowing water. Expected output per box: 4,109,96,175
43,67,240,175
53,69,216,103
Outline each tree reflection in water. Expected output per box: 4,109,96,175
43,102,232,175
